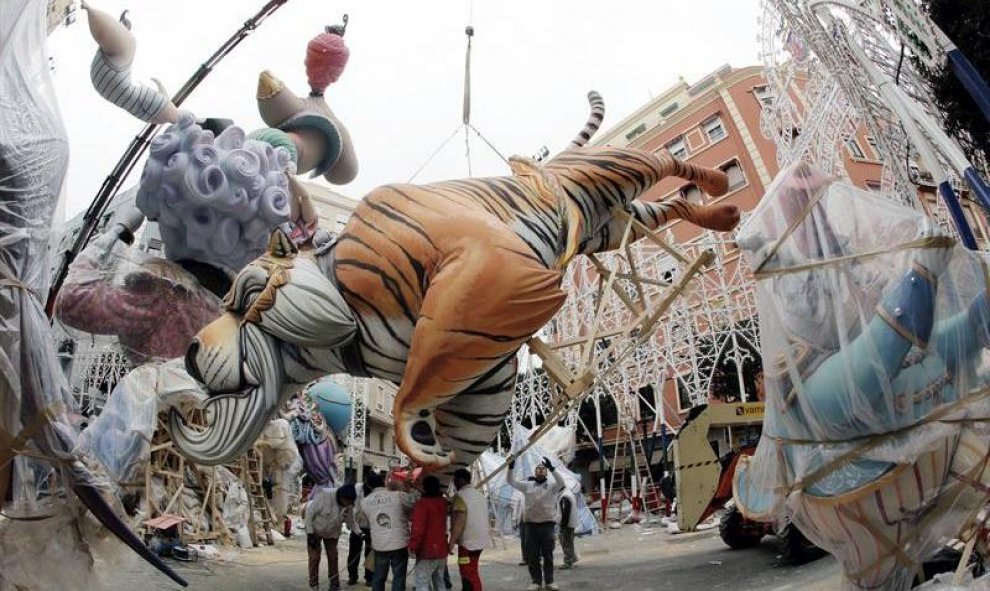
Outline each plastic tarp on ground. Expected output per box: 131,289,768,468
733,164,990,590
477,425,598,537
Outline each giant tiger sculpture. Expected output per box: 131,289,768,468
174,94,741,477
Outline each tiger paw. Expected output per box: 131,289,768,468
395,406,454,469
696,202,740,232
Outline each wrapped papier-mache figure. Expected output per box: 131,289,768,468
733,163,990,590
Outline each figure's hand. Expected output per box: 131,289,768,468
543,457,555,472
507,458,515,471
448,541,457,555
914,223,954,276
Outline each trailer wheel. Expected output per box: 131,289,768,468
719,505,764,549
778,522,826,565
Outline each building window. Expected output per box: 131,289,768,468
908,159,935,185
720,160,746,191
625,123,647,142
667,136,688,160
866,136,881,160
378,432,385,452
753,84,775,108
680,184,703,204
703,116,727,143
365,430,371,449
676,375,695,412
866,181,883,191
846,138,865,159
375,385,386,412
637,384,657,422
659,102,679,118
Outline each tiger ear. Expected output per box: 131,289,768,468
508,156,540,177
268,227,297,258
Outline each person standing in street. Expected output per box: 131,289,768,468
449,468,491,591
304,484,358,591
507,457,565,591
347,476,374,587
557,487,579,569
511,488,527,566
360,472,419,591
409,475,449,591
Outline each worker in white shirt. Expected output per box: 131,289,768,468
347,479,374,586
508,457,565,591
359,472,419,591
449,468,492,591
557,487,579,569
304,484,358,591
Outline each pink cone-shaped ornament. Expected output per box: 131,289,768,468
305,22,349,96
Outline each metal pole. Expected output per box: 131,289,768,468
594,392,607,526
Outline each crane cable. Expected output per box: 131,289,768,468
406,0,509,183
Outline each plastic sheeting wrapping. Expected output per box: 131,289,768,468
77,363,160,490
477,425,598,537
256,418,302,518
916,572,990,590
76,358,207,494
216,465,250,531
733,164,990,590
0,0,78,516
55,230,222,364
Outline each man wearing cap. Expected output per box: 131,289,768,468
304,483,358,591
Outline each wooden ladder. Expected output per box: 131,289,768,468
242,447,274,546
606,429,660,524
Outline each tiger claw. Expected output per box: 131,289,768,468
395,406,454,470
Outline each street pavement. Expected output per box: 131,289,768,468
103,523,843,591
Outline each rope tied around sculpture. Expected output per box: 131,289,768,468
764,385,990,494
752,235,957,279
0,277,42,303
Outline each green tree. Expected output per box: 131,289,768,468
918,0,990,172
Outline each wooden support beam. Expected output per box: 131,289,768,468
549,322,642,350
581,213,637,369
527,337,596,401
587,254,643,316
612,207,690,265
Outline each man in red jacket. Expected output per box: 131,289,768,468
409,475,449,591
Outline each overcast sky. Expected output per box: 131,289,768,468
47,0,762,219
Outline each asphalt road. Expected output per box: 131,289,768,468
102,523,843,591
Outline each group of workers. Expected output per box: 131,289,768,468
302,457,580,591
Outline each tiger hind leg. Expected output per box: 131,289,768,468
392,235,565,471
433,355,518,483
